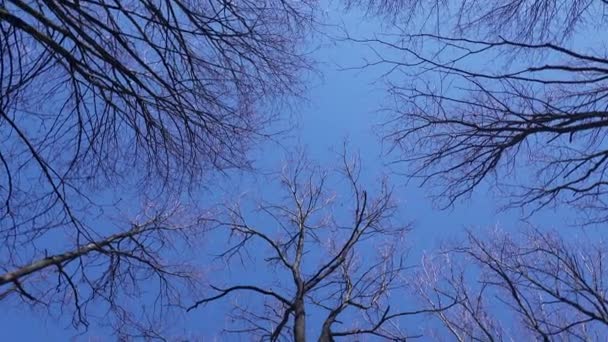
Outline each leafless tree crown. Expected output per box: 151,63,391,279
188,151,454,341
346,0,608,222
0,203,209,339
418,229,608,341
0,0,315,336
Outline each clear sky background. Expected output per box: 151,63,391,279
1,1,595,340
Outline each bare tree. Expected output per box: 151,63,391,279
187,150,454,341
0,0,316,335
337,3,608,337
0,0,316,245
416,228,608,341
344,0,608,222
0,202,209,339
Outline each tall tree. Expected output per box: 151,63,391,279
417,228,608,340
0,0,315,336
347,0,608,222
339,2,608,339
188,150,454,341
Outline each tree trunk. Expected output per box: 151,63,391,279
293,296,306,342
318,326,333,342
318,306,342,342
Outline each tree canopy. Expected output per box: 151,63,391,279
2,0,608,340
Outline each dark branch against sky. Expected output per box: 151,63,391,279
2,0,608,340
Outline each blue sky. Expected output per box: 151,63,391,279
1,2,593,340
